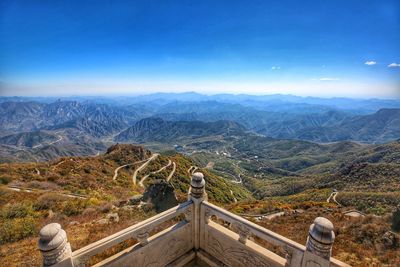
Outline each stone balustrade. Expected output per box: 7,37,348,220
38,172,351,267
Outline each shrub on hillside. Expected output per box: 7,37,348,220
34,193,69,211
1,203,34,219
62,199,87,216
0,216,36,244
0,175,12,185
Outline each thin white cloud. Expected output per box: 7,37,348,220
388,63,400,68
365,61,377,66
319,77,340,81
271,66,281,70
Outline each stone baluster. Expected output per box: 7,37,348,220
189,172,207,250
136,230,150,246
301,217,335,267
231,222,251,244
38,223,73,267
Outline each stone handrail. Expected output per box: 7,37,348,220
38,171,351,267
201,201,305,262
200,201,349,267
73,201,192,266
38,201,192,266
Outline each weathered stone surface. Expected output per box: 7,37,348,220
306,217,335,260
142,179,178,212
312,217,334,243
190,172,206,199
38,223,72,266
39,223,61,243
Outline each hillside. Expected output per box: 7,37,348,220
0,143,252,265
0,101,142,137
0,140,399,266
0,131,59,148
115,118,247,142
334,108,400,143
187,134,400,213
0,143,250,202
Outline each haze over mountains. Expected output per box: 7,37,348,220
0,93,400,162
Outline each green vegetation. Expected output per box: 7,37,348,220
0,217,37,244
337,192,400,215
0,138,399,266
0,175,12,185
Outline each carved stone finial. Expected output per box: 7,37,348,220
189,172,207,200
306,217,335,260
38,223,72,267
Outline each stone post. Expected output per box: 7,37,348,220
189,172,207,201
38,223,73,267
302,217,335,267
189,172,207,250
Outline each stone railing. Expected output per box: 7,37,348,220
38,172,351,267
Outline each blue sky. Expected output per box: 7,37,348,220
0,0,399,98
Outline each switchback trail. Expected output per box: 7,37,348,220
132,153,159,185
187,165,198,174
138,159,172,187
113,159,147,181
187,166,198,174
166,162,176,182
327,191,341,206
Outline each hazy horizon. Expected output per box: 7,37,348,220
1,90,400,100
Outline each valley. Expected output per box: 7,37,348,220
0,94,400,266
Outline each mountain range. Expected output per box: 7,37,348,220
1,93,400,266
1,93,400,162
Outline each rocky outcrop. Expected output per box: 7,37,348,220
142,180,178,212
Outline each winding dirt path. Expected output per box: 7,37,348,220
32,132,63,149
166,162,176,182
240,211,285,220
112,159,147,181
327,191,341,206
132,153,159,185
187,166,198,175
139,159,172,187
